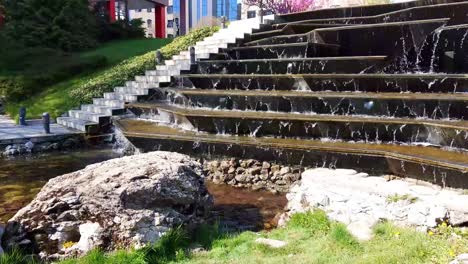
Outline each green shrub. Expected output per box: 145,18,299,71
70,26,219,104
0,247,38,264
159,26,220,59
95,18,146,43
288,210,331,234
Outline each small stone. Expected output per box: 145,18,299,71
255,238,287,248
270,165,281,173
262,162,271,170
279,167,291,176
347,221,373,241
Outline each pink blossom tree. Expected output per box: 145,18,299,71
244,0,315,14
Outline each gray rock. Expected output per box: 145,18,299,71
3,151,212,260
255,238,287,248
450,253,468,264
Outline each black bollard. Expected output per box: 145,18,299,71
190,46,196,65
42,112,50,134
19,107,27,126
155,50,163,65
221,16,227,29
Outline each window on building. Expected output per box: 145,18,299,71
147,8,152,12
136,9,142,12
167,34,174,38
167,20,174,28
147,19,152,28
247,11,256,18
167,6,173,14
148,34,153,38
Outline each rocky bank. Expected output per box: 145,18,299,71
280,168,468,240
1,151,212,260
203,158,302,193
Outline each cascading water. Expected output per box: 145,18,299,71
113,126,141,155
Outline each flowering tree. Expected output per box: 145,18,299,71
244,0,315,14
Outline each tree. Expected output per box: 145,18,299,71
243,0,315,14
3,0,98,51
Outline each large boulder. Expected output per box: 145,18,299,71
1,151,212,260
280,168,468,240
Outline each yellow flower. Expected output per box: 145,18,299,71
449,249,456,257
441,222,448,227
428,231,434,236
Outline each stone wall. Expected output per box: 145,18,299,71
203,158,303,193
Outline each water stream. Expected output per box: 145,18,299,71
0,149,287,231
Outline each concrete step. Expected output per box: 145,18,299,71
56,117,99,134
103,92,139,102
135,75,170,83
81,104,125,116
93,98,126,108
125,81,160,89
146,69,180,76
114,86,150,95
68,110,111,124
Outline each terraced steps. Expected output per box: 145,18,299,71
174,73,468,93
164,89,468,119
128,102,468,149
56,16,276,133
117,119,468,189
195,56,387,74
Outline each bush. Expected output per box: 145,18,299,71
3,0,98,52
287,210,331,234
70,26,219,103
96,18,146,43
0,47,107,101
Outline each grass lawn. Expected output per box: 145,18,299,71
5,38,171,120
5,211,457,264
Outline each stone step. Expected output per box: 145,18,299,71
56,117,99,134
195,56,387,75
93,98,126,108
129,102,468,150
117,119,468,189
173,73,468,93
125,81,160,89
135,75,170,83
103,93,140,102
81,104,125,116
114,86,151,95
220,42,340,60
168,89,468,120
146,69,180,76
68,110,111,124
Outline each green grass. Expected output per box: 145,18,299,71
3,211,467,264
80,39,171,65
5,38,171,120
386,193,419,204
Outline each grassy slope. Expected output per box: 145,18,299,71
6,38,171,120
44,211,468,264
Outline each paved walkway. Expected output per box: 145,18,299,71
0,115,81,142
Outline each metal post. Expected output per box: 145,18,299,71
42,112,50,134
19,107,26,126
190,46,196,65
260,0,264,24
156,50,163,65
222,16,227,29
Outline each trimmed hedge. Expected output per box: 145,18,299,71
69,26,220,104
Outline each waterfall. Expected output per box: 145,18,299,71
112,126,141,156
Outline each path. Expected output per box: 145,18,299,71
0,114,81,143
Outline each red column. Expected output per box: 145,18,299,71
109,0,116,22
155,4,166,38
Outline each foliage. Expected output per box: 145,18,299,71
94,16,146,43
159,26,220,59
0,247,38,264
386,193,419,204
5,38,171,120
70,26,219,104
243,0,314,14
287,209,330,233
3,0,98,52
0,47,107,101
